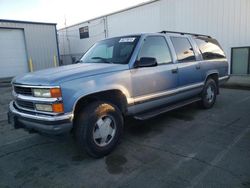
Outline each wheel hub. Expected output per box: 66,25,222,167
93,115,116,147
206,86,214,103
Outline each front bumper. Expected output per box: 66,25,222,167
8,101,73,135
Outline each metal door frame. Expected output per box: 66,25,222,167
231,46,250,75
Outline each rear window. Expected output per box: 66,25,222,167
170,37,196,62
194,37,226,60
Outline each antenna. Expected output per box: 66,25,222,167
64,15,72,57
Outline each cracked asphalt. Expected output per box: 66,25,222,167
0,87,250,188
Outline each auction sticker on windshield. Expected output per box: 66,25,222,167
119,37,136,43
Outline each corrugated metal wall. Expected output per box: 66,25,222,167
58,0,250,70
107,1,160,37
58,18,105,64
0,21,59,71
58,1,161,65
159,0,250,68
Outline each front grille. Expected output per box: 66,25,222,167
15,99,35,110
14,86,32,96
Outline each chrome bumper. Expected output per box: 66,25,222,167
8,101,73,135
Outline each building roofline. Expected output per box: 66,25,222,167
0,19,57,26
58,0,160,30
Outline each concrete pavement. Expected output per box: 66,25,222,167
222,75,250,90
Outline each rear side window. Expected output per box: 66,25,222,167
170,37,196,62
138,36,172,64
194,37,226,60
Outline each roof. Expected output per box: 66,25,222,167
58,0,160,30
0,19,57,26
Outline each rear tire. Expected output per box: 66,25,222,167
199,78,217,109
74,101,123,158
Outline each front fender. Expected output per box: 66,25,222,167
60,70,133,113
71,85,133,112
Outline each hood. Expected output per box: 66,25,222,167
13,63,128,86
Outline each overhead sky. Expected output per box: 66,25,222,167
0,0,150,29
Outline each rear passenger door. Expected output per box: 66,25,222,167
170,36,202,88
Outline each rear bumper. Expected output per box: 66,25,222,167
8,101,73,135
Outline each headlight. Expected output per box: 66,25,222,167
33,89,51,97
33,88,62,98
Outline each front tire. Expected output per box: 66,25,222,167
199,78,217,109
75,101,124,158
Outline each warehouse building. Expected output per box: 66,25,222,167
0,19,59,78
58,0,250,75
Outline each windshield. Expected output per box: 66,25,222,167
80,36,140,64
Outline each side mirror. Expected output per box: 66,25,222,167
135,57,157,68
73,60,80,64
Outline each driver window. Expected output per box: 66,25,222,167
138,36,172,64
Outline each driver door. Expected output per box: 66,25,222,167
130,36,179,112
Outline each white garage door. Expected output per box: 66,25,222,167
0,29,28,78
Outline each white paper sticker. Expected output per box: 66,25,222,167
119,37,136,43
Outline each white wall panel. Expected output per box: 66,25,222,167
0,29,28,78
107,1,160,37
160,0,250,70
59,18,105,64
58,0,250,70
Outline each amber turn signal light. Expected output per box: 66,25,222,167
52,103,64,113
50,88,62,98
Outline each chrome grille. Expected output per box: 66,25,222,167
14,86,32,96
15,99,35,110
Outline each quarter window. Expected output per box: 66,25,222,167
195,37,226,60
171,37,196,62
138,36,172,64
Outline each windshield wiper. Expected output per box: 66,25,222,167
91,57,113,64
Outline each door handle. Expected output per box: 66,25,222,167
196,64,201,70
172,67,178,74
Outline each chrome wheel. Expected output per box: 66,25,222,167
93,115,116,147
206,85,215,103
199,79,217,109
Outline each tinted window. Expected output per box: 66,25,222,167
195,37,226,60
138,36,172,64
171,37,196,62
80,36,139,64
